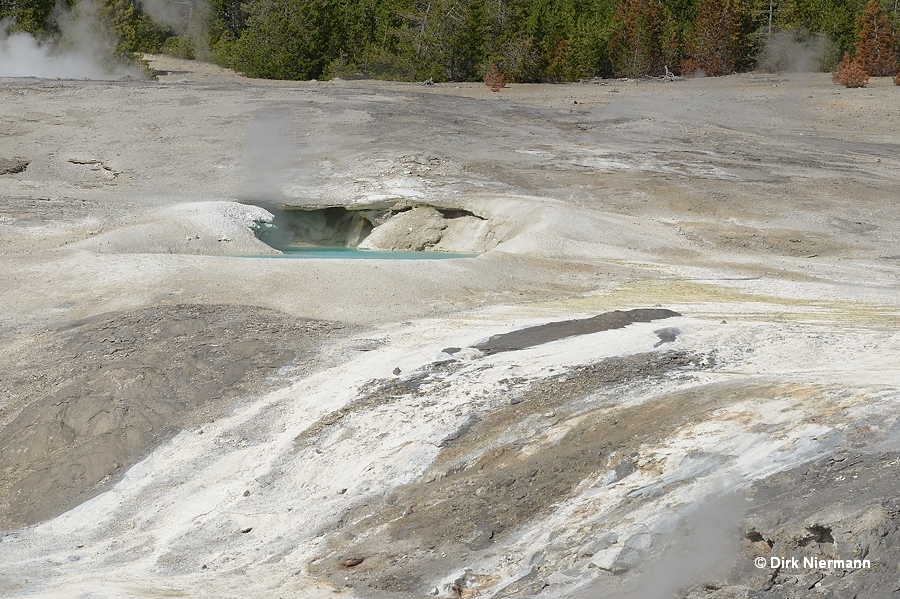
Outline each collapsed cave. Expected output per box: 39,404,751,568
243,201,486,254
252,205,376,250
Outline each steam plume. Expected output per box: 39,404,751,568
0,2,138,80
138,0,194,32
758,32,837,72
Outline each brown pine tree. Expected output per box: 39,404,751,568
683,0,746,77
609,0,672,77
483,65,506,91
854,0,898,77
833,52,870,87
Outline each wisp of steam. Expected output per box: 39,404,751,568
0,0,138,80
758,32,837,72
0,0,201,80
239,113,300,202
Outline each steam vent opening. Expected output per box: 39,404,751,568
244,201,483,259
255,205,374,250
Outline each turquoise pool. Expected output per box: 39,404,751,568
243,246,473,260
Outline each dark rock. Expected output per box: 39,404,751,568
462,522,495,550
340,556,365,568
612,459,637,482
0,157,29,175
654,326,681,347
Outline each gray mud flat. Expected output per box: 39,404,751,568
0,304,337,528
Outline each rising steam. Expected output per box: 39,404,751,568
0,0,207,80
617,495,744,598
757,32,838,72
0,1,138,79
240,114,298,201
138,0,194,32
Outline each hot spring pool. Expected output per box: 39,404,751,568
243,247,473,260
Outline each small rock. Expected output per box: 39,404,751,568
625,532,653,550
579,532,619,556
240,527,253,534
340,556,365,568
0,157,29,175
243,490,250,497
463,523,495,549
393,367,401,375
590,546,623,571
610,460,636,482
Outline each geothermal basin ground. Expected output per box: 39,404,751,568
1,57,900,599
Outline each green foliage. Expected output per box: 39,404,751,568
0,0,63,35
209,0,246,41
162,34,195,58
772,0,868,56
227,0,348,79
8,0,900,82
95,0,168,54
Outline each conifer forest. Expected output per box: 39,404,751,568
1,0,898,84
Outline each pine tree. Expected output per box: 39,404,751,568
229,0,344,80
854,0,897,76
608,0,671,77
683,0,744,76
833,51,869,86
0,0,60,35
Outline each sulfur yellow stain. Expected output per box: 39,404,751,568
484,275,900,329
